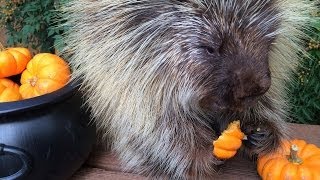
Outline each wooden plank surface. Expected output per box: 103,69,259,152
72,168,147,180
71,123,320,179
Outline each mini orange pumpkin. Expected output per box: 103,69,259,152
213,120,245,159
19,53,71,99
257,139,320,180
0,47,32,78
0,78,22,102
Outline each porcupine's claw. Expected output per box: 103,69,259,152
243,128,271,149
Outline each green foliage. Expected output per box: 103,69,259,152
1,0,67,53
288,12,320,124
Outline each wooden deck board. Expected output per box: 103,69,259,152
71,167,147,180
71,123,320,179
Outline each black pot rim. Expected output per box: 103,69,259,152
0,80,81,115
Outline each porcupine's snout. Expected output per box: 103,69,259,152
231,65,271,111
200,42,272,113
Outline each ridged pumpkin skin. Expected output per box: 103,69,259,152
257,139,320,180
0,47,32,78
213,120,245,159
0,78,22,102
19,53,71,99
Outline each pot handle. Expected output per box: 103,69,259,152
0,144,32,180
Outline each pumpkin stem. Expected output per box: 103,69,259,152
29,77,38,87
287,144,303,164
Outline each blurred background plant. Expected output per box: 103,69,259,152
288,6,320,125
0,0,319,124
0,0,67,53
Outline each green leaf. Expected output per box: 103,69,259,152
47,28,56,37
21,24,33,34
313,101,320,110
302,108,314,122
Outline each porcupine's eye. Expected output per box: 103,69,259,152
205,46,216,55
206,46,215,54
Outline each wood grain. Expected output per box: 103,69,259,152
71,123,320,179
71,168,147,180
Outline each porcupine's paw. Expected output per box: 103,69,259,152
244,128,270,149
242,124,280,155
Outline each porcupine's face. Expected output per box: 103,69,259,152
178,1,281,115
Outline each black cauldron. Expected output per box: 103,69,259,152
0,81,96,180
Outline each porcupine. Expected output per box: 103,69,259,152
60,0,314,179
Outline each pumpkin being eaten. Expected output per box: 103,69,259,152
213,120,245,159
19,53,71,99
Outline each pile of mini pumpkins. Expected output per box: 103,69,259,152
213,121,320,179
0,46,70,103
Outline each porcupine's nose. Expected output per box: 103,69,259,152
231,68,271,110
